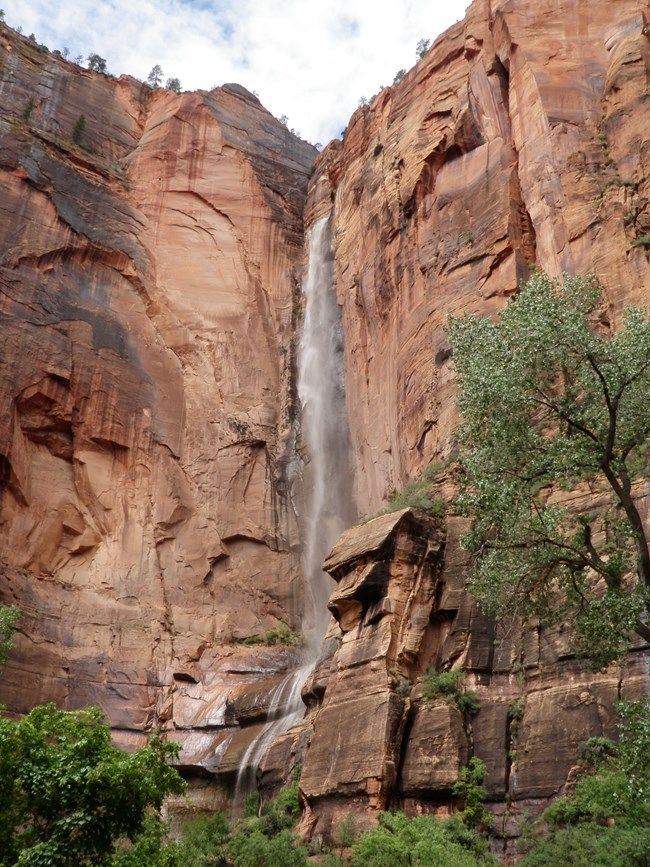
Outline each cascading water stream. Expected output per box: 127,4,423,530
297,216,356,647
233,215,355,802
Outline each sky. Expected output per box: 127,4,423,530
7,1,471,146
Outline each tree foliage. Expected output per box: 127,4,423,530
416,38,430,59
521,699,650,866
0,703,185,866
87,53,107,73
165,77,181,93
147,64,164,87
447,272,650,668
350,812,495,866
0,604,19,673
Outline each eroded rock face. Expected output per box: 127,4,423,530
299,509,445,839
0,28,317,762
300,0,650,849
308,0,650,512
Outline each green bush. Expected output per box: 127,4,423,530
421,668,480,716
350,811,495,866
228,826,308,867
235,621,301,647
0,604,19,672
72,113,86,144
0,703,185,866
452,758,493,830
112,812,181,867
360,462,446,523
521,699,650,865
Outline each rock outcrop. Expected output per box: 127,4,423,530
0,25,317,783
298,509,445,841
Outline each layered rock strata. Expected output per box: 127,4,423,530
0,25,317,780
296,507,648,851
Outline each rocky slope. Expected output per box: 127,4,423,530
0,24,317,804
0,0,649,851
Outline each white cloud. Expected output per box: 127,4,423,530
9,0,470,144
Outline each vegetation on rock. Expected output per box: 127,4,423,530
360,461,446,523
447,272,650,669
421,668,480,716
234,620,302,647
520,698,650,866
350,812,495,866
0,603,19,672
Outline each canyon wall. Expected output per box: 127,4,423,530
297,0,650,851
0,0,649,848
0,25,317,800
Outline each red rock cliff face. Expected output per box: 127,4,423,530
0,27,316,772
309,0,650,509
299,0,650,848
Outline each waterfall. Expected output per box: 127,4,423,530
297,215,356,646
233,214,354,801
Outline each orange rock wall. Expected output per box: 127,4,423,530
308,0,650,513
0,28,316,744
300,0,650,847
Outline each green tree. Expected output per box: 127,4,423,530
0,604,19,672
350,811,495,866
147,65,164,87
87,53,107,73
447,272,650,669
165,77,181,93
452,758,493,830
392,69,406,85
416,38,430,59
0,703,186,866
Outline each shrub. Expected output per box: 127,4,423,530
0,704,185,865
360,461,446,523
452,758,493,830
521,699,650,865
235,621,302,647
0,604,19,672
508,698,525,721
350,811,495,866
72,113,86,144
22,97,35,123
421,668,480,716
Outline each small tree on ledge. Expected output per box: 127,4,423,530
447,272,650,670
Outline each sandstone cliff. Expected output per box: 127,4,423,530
299,0,650,851
0,24,317,800
0,0,649,851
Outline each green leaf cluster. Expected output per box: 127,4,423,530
447,272,650,668
360,461,446,523
235,621,302,647
421,668,480,716
452,758,493,830
0,703,185,866
0,604,19,673
521,698,650,866
350,811,495,866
